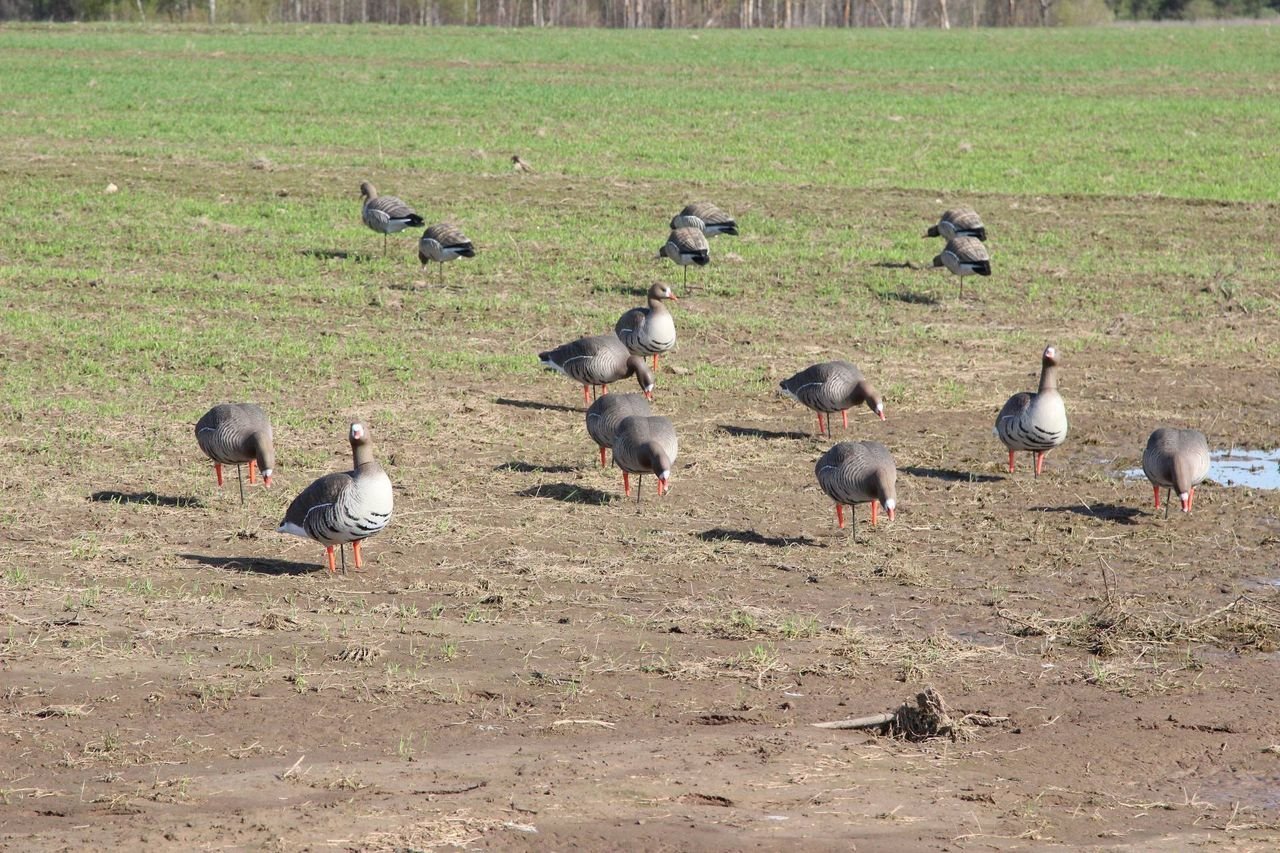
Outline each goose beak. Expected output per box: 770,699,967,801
1179,491,1191,512
262,471,273,488
669,293,678,301
644,389,654,401
885,499,896,521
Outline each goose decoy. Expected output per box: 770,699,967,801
612,415,678,500
815,441,897,532
586,393,652,468
1142,428,1210,516
418,222,475,283
658,226,710,287
277,422,393,574
539,333,656,405
932,236,990,298
194,403,274,503
995,345,1068,476
670,201,739,237
360,182,424,254
779,361,885,437
615,282,678,370
925,207,986,242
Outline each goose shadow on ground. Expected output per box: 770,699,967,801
496,397,583,414
517,483,614,505
497,461,581,475
90,490,205,509
179,553,320,576
590,283,650,298
875,289,940,306
1033,503,1144,525
696,528,817,548
902,467,1003,484
718,424,811,441
299,248,373,262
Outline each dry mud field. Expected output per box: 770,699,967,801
2,173,1280,851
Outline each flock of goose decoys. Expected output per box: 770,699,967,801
192,191,1215,573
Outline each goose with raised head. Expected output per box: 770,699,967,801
658,226,710,287
779,361,885,437
277,422,393,574
539,333,656,405
925,207,986,242
995,345,1068,476
418,222,475,283
586,393,653,468
1142,428,1210,516
932,236,991,298
360,182,424,254
815,441,897,532
615,282,678,370
195,403,275,503
670,201,738,237
612,415,678,501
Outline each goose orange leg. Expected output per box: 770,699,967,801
325,545,336,574
1188,487,1196,511
652,354,659,371
583,385,591,405
1007,451,1016,474
599,446,608,468
1034,452,1046,477
248,460,257,484
842,410,849,429
623,471,631,497
214,463,224,486
601,384,609,395
871,502,879,525
816,413,826,436
353,539,364,570
835,503,845,529
1152,485,1161,509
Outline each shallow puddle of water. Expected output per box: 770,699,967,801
1120,448,1280,491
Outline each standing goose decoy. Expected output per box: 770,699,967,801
1142,428,1210,516
779,361,885,437
586,393,653,468
925,207,987,242
615,282,678,371
815,441,897,532
277,422,393,574
612,415,679,501
995,345,1068,477
658,226,710,287
539,333,656,405
359,182,424,254
195,403,275,503
418,222,475,284
932,236,991,298
670,201,739,237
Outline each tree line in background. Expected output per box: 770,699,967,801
4,0,1279,28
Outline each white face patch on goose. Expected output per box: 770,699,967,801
351,424,365,441
885,498,897,511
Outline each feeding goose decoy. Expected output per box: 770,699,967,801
670,201,739,237
615,282,678,371
418,222,475,283
779,361,885,437
277,422,393,574
539,333,656,405
815,441,897,532
194,403,275,503
611,415,679,501
995,345,1068,477
932,236,990,298
1142,428,1210,516
658,226,710,287
925,207,987,242
360,181,424,254
586,393,653,468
